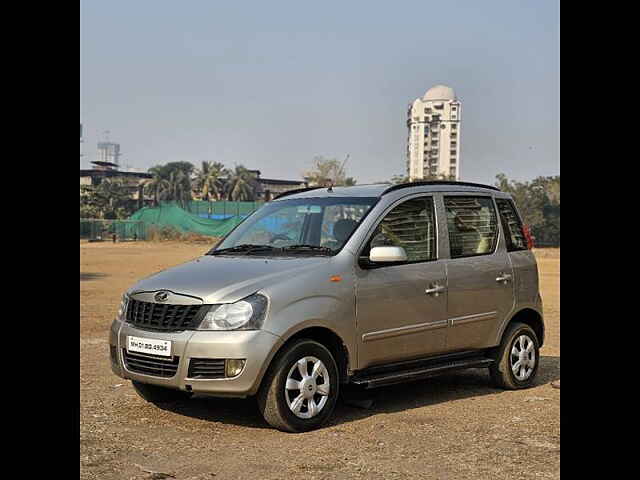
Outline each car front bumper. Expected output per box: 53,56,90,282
109,319,282,397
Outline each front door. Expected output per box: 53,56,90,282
442,195,515,352
355,196,448,369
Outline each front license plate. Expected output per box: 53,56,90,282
127,336,172,357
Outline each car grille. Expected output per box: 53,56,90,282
188,358,226,379
126,300,204,331
123,349,180,378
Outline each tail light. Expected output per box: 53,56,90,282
522,224,534,250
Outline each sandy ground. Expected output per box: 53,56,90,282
80,241,559,480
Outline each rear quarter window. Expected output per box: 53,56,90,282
495,198,527,251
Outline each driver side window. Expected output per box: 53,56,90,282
362,197,436,263
320,204,370,250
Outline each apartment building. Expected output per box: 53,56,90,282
407,85,461,181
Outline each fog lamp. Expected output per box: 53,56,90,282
226,359,246,377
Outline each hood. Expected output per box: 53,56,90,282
128,254,331,304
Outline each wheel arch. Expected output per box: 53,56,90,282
499,307,545,347
262,326,351,388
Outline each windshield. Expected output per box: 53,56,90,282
211,196,378,255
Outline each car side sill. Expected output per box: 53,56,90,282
350,350,494,389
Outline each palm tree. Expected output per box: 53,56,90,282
194,161,227,201
167,169,193,208
226,166,258,201
146,164,193,207
146,166,171,205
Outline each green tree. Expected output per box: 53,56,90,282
495,173,560,246
146,162,195,207
390,173,410,184
343,177,357,186
80,178,134,219
389,172,456,185
167,169,193,208
145,167,171,205
304,156,357,187
226,165,258,201
152,161,194,178
194,161,228,201
80,185,103,218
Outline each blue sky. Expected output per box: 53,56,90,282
80,0,559,185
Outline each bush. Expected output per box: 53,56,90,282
146,225,220,245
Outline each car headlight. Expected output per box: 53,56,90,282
117,294,129,321
197,293,268,331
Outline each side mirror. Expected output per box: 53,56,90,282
369,246,407,263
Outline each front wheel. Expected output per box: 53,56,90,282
489,322,540,389
257,339,339,432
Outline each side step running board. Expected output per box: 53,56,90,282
351,357,494,389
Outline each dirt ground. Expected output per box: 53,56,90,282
80,241,560,480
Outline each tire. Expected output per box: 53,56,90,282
489,322,540,389
131,380,192,404
257,339,339,433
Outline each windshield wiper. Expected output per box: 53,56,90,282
209,244,281,256
209,243,334,256
281,244,334,254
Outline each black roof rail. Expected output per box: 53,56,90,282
382,180,500,195
273,186,323,200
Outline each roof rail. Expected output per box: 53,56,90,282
382,180,500,195
273,186,323,200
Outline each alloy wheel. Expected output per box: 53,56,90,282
284,356,331,419
510,334,536,381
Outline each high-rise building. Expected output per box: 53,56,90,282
406,85,461,181
97,141,122,167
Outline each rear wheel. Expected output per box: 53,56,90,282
489,322,540,389
131,381,192,404
257,339,339,432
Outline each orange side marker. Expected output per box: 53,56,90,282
329,275,342,282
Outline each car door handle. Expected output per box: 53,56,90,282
496,273,512,283
425,285,446,295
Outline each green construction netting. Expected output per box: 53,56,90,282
128,203,253,237
180,200,264,217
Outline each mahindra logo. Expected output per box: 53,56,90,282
154,291,170,303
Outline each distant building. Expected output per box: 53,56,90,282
407,85,462,181
80,159,152,183
80,162,153,205
247,170,308,201
97,142,122,167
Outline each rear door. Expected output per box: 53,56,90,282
495,198,539,306
443,194,515,352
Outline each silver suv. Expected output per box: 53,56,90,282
110,181,544,432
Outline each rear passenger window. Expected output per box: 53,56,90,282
444,197,498,258
365,197,436,262
495,199,527,251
